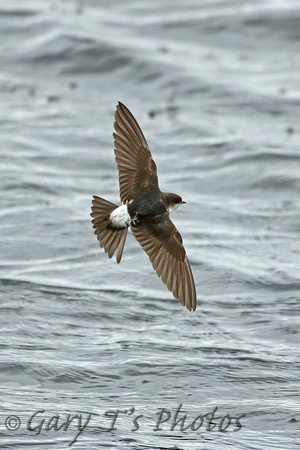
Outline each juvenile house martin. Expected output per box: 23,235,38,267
91,102,196,311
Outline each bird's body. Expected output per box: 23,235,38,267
91,102,197,311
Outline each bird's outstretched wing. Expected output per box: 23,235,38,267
114,102,159,203
131,213,197,311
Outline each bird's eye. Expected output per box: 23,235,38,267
175,197,182,203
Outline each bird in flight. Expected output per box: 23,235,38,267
91,102,196,311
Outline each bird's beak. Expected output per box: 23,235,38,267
182,201,186,204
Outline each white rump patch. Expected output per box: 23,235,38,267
110,204,131,228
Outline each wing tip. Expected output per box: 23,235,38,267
179,291,197,312
187,297,197,312
116,101,128,117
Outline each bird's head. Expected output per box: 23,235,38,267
164,193,186,214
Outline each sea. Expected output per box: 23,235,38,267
0,0,299,449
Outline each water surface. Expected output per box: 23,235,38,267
0,0,299,448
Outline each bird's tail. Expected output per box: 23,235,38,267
91,195,128,263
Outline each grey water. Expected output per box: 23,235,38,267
0,0,299,448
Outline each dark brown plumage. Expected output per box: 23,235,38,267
91,102,197,311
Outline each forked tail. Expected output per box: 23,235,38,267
91,196,128,263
